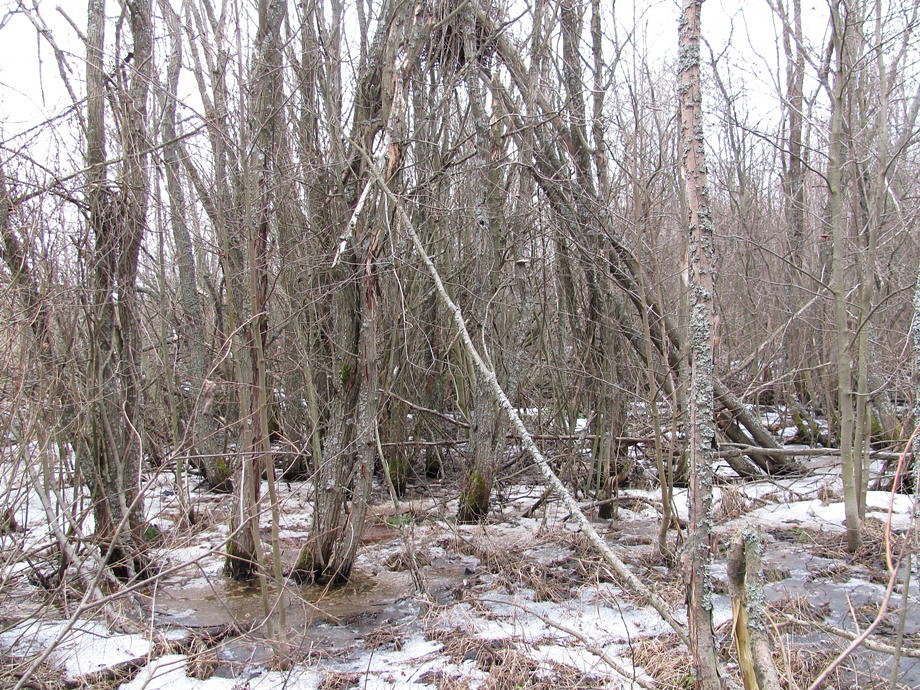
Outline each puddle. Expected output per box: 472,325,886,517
150,537,473,676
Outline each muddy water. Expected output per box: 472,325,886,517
151,544,469,675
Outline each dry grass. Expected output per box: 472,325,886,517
382,547,430,572
318,671,361,689
768,594,824,629
424,622,605,689
0,654,67,690
715,485,752,521
480,648,602,689
437,535,583,601
362,623,404,651
629,634,694,688
416,669,472,689
794,518,891,572
185,636,219,680
777,642,848,689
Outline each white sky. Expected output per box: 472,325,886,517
0,0,849,176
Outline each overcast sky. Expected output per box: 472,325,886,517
0,0,832,169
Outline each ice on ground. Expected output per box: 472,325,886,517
729,489,916,533
120,654,323,689
0,618,152,681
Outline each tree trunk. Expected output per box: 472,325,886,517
223,0,285,581
457,5,506,524
828,0,862,553
82,0,151,581
678,2,723,687
159,0,229,495
293,0,415,581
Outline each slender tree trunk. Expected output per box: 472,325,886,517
678,1,723,687
224,0,285,581
159,0,229,495
828,0,862,553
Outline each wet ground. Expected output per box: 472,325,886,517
3,461,920,688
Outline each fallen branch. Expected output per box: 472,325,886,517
719,445,906,462
777,613,920,658
477,597,658,690
359,142,692,650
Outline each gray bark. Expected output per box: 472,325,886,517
82,0,152,580
678,1,723,687
828,0,862,553
158,0,228,493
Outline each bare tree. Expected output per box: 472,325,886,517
678,1,723,686
80,0,152,579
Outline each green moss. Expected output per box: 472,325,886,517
143,524,162,543
339,362,353,387
457,469,490,523
792,411,828,445
0,507,18,534
290,549,316,584
290,548,352,587
223,539,257,581
386,453,410,496
424,447,443,478
385,514,412,527
207,456,233,493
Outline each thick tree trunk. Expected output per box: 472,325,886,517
293,0,418,581
82,0,151,581
458,5,506,524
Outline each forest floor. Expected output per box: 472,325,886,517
1,432,919,689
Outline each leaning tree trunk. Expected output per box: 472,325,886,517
678,1,723,687
481,9,799,478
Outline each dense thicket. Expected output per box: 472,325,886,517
0,0,917,651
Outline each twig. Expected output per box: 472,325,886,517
358,137,692,649
476,597,658,690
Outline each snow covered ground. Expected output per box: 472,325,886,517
1,441,918,689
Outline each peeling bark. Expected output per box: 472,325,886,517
727,529,782,690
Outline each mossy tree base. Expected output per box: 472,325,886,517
289,549,353,587
224,545,258,581
457,469,491,524
386,453,410,497
205,456,234,493
103,542,153,583
424,447,443,478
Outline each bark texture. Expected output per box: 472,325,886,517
678,1,723,687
